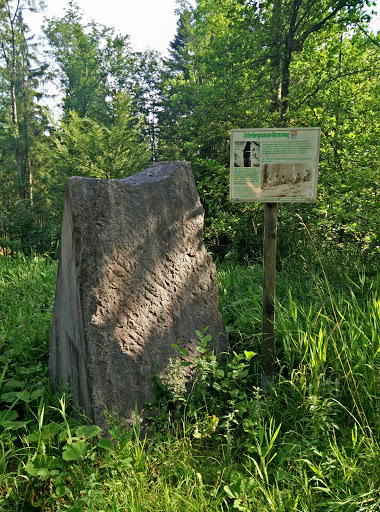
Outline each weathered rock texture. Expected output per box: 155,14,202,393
49,161,227,429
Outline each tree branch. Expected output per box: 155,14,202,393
295,65,378,111
298,1,356,45
355,23,380,48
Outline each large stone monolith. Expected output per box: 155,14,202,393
49,161,227,429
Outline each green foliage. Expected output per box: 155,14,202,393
0,2,53,255
1,1,161,256
194,159,265,260
43,1,132,123
148,262,379,511
50,93,150,181
1,248,380,510
2,0,379,264
1,0,380,507
157,0,380,265
131,50,164,161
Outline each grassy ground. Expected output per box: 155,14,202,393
0,254,379,511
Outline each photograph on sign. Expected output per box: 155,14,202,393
230,128,320,203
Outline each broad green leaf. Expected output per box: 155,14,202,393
0,409,18,422
75,425,101,439
62,439,87,461
30,389,44,400
55,485,70,497
97,437,115,450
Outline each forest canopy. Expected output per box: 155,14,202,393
0,0,379,270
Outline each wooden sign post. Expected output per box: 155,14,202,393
261,202,278,391
230,127,320,390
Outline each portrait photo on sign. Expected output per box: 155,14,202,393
234,141,261,167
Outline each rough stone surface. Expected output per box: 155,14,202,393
49,161,228,429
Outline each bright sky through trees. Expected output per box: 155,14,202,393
25,0,196,55
23,0,379,56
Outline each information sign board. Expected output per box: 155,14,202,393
230,127,321,203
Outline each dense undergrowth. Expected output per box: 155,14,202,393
0,253,379,511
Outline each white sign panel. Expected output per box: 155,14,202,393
230,127,321,203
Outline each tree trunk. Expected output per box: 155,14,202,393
11,79,24,201
5,0,25,201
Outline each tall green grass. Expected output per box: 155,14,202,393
0,254,379,511
216,262,380,511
